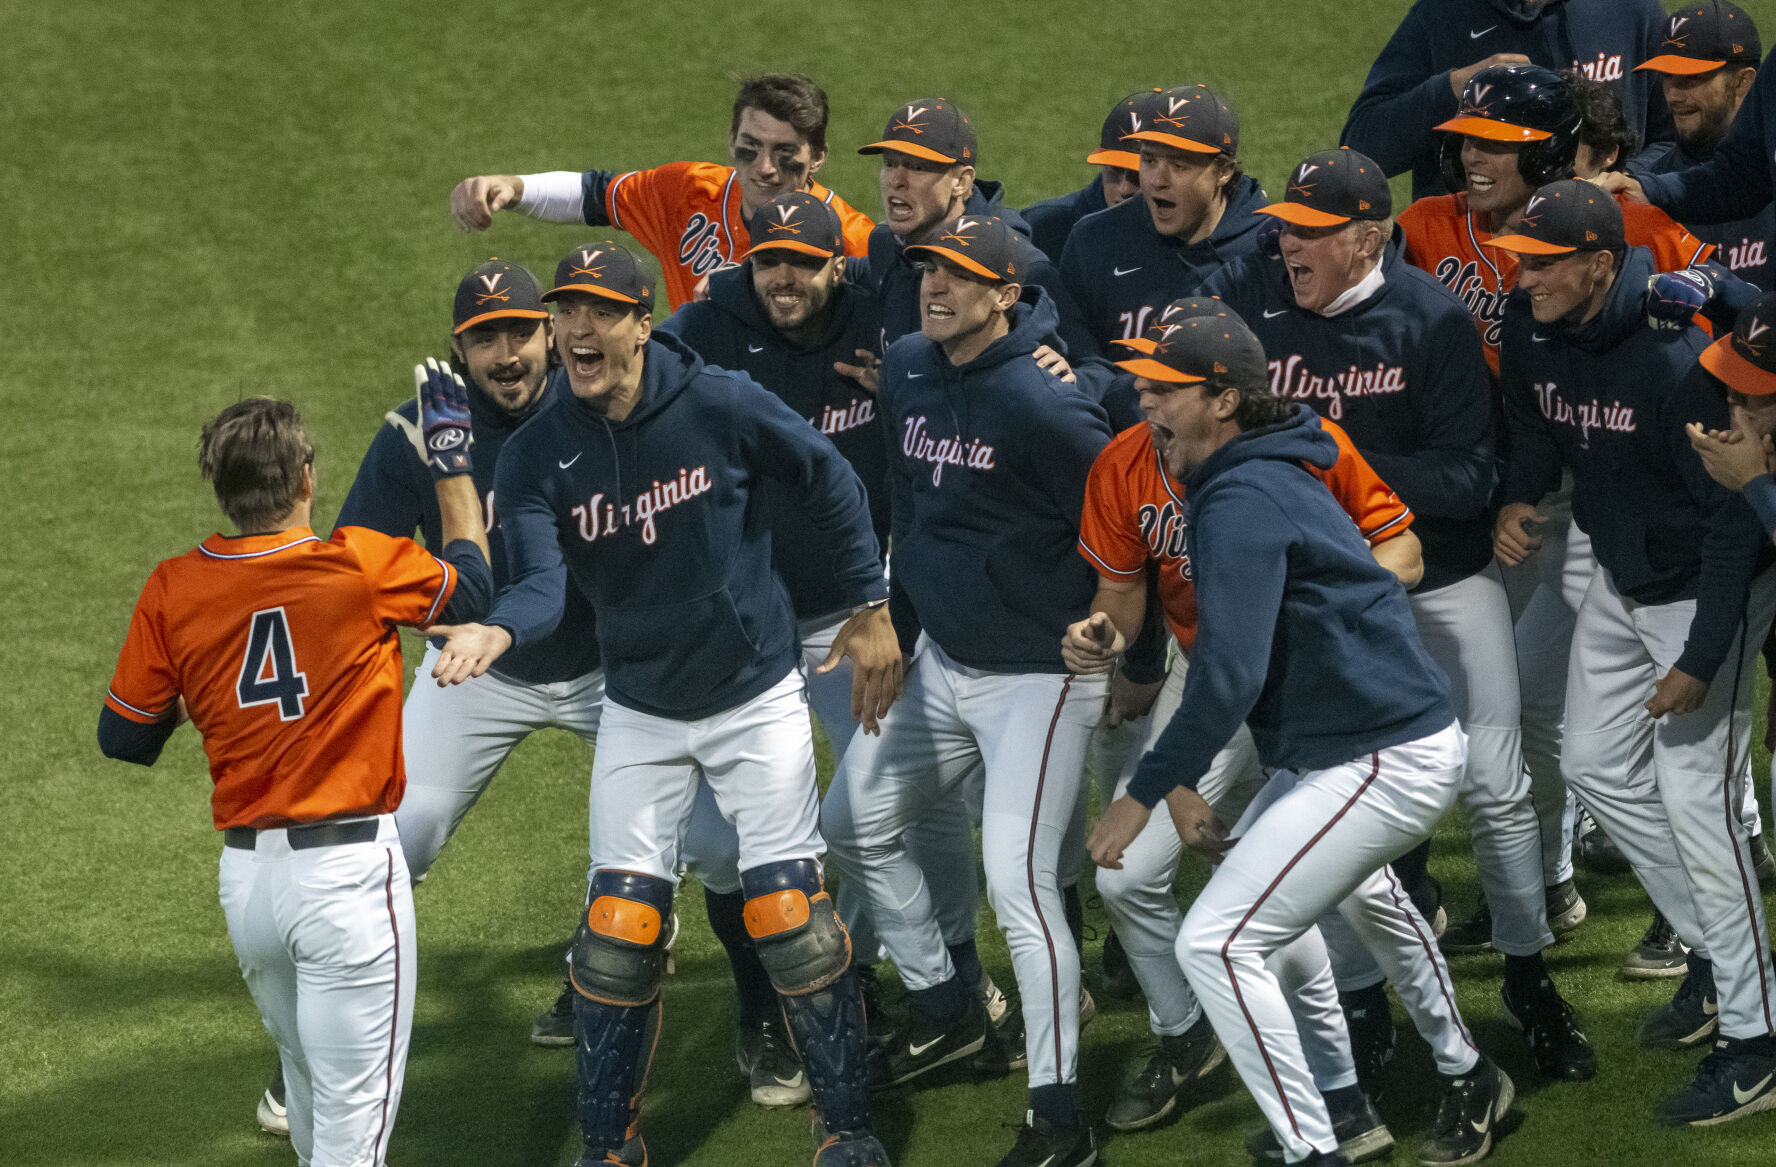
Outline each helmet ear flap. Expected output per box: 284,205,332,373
1438,134,1468,195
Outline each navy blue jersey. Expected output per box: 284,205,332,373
1498,247,1761,682
1128,405,1454,806
1635,127,1776,294
1059,176,1270,351
1022,176,1108,264
881,286,1113,673
1342,0,1672,200
863,180,1101,361
335,370,600,685
1201,238,1496,592
658,265,889,621
486,334,886,720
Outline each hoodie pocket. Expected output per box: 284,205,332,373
598,587,764,713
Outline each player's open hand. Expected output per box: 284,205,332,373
1032,344,1076,383
425,622,513,686
1588,170,1647,204
1107,670,1163,727
1164,787,1231,861
1687,416,1773,492
450,174,523,231
1089,795,1153,870
819,604,903,735
1646,665,1709,719
834,349,882,394
1062,611,1126,675
1449,53,1531,97
1493,502,1547,566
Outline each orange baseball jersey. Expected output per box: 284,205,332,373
1400,190,1713,372
104,526,457,830
1077,419,1413,653
593,161,876,309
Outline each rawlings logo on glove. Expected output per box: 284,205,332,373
388,357,475,479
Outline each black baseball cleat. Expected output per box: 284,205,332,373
1575,810,1631,874
1657,1035,1776,1126
995,1111,1097,1167
869,998,987,1088
1501,978,1595,1081
1418,1055,1514,1165
1639,956,1719,1050
1621,909,1688,980
1544,878,1586,934
255,1062,288,1136
1439,897,1493,955
1339,984,1397,1103
1249,1091,1393,1164
814,1130,893,1166
1105,1013,1228,1131
1102,927,1141,998
736,1015,811,1106
574,1138,646,1167
531,978,577,1047
1405,873,1446,938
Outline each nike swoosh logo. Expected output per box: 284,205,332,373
907,372,924,379
1471,25,1495,38
1734,1073,1773,1104
1704,999,1719,1016
1532,335,1551,343
1470,1113,1491,1136
748,344,764,353
907,1037,943,1056
1262,308,1287,319
1113,266,1141,277
558,453,582,469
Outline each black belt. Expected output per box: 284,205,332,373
223,820,380,851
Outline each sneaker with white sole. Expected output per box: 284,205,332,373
1418,1056,1514,1165
736,1015,811,1107
1622,910,1688,980
256,1063,288,1137
1104,1014,1227,1131
1639,955,1718,1050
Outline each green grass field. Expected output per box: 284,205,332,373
11,1,1776,1162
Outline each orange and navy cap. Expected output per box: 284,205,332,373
1701,292,1776,395
1122,85,1239,157
1257,148,1391,228
1483,179,1624,256
543,241,655,312
744,191,844,261
905,214,1025,283
858,99,977,166
452,259,550,335
1638,2,1761,75
1087,89,1163,170
1113,302,1267,388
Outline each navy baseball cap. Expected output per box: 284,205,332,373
743,191,844,261
1087,89,1163,170
543,241,656,312
1114,304,1268,388
1259,148,1391,227
905,214,1025,282
1638,2,1762,74
1122,85,1239,157
858,99,977,166
1484,179,1625,256
1701,293,1776,395
452,259,549,335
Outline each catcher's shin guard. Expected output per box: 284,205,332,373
742,859,872,1135
573,870,671,1153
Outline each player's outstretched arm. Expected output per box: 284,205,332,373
426,623,513,686
450,175,524,231
817,604,903,735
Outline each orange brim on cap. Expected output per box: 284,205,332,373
1636,54,1728,75
743,239,839,261
1257,202,1352,228
903,243,1003,281
858,140,960,164
1112,337,1159,354
542,284,641,305
1433,115,1553,142
1113,357,1205,383
1122,130,1221,155
1482,233,1576,256
1086,147,1141,169
453,307,550,335
1701,333,1776,395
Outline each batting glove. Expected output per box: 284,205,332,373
1256,214,1284,260
388,358,475,478
1646,269,1716,331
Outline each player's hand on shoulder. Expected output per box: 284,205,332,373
834,349,882,394
424,622,512,686
450,174,523,231
1493,502,1547,566
1645,666,1708,719
1089,794,1153,870
820,603,904,735
1106,670,1163,727
1686,417,1770,492
1062,611,1125,675
1032,343,1076,383
1588,170,1645,204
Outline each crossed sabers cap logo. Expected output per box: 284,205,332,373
1745,314,1771,359
939,217,979,247
570,249,605,279
474,271,509,306
1155,93,1194,131
769,203,802,235
894,103,930,135
1288,161,1320,200
1665,14,1690,48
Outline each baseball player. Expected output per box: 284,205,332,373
100,392,493,1167
1490,188,1776,1126
1202,147,1596,1085
857,98,1099,359
1060,84,1269,351
449,75,874,310
1085,317,1505,1167
1022,91,1156,263
1341,0,1672,200
820,215,1113,1167
426,241,897,1167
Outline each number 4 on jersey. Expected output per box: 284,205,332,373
237,607,309,720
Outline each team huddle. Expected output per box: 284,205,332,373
96,1,1776,1165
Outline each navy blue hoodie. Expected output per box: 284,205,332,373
1498,247,1761,681
1128,405,1455,807
1633,138,1776,294
864,180,1100,361
1341,0,1672,200
658,265,889,622
335,369,600,685
1201,234,1496,592
881,287,1112,672
1023,175,1108,264
486,333,887,719
1059,175,1270,351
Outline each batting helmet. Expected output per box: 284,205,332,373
1435,65,1581,193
